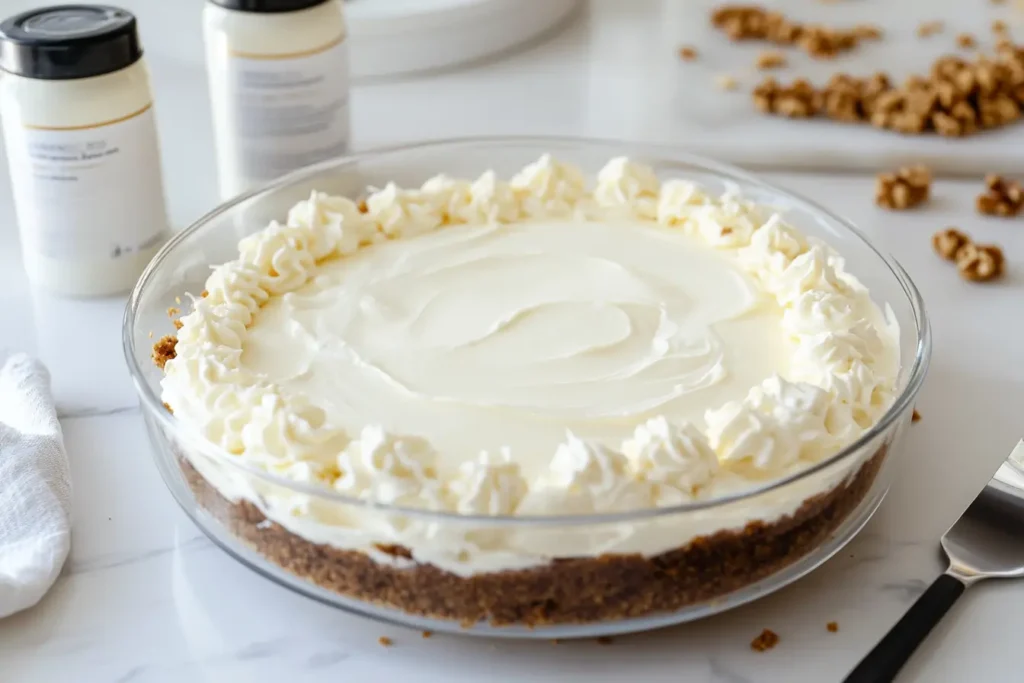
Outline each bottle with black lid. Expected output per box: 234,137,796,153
203,0,350,200
0,4,169,297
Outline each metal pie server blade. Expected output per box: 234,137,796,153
844,439,1024,683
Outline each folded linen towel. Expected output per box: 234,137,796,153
0,354,71,619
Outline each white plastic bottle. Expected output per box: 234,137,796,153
0,5,170,297
203,0,350,200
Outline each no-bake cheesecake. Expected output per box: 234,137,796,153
155,155,900,625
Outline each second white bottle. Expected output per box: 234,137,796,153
203,0,350,200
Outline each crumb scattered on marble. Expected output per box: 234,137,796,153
917,20,944,38
596,636,614,645
167,306,180,317
174,296,182,305
715,73,739,91
751,629,780,652
957,33,977,49
378,636,393,647
148,331,154,338
550,639,561,645
912,409,922,422
678,45,698,61
421,630,433,639
827,621,839,632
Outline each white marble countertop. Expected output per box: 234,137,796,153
1,2,1023,682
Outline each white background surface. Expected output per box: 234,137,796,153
0,1,1022,682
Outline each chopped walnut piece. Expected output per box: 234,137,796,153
875,166,931,210
378,636,393,647
678,45,698,61
912,409,922,423
957,243,1006,281
753,77,821,117
751,629,780,652
827,621,839,632
917,21,944,38
977,174,1024,216
957,33,977,49
421,630,433,639
932,228,972,261
756,50,788,70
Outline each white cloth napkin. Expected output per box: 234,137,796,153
0,354,71,619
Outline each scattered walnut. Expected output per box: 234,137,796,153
421,631,433,639
753,77,821,117
957,243,1006,281
957,33,977,49
378,636,393,647
827,621,839,632
917,21,944,38
678,45,698,61
596,636,615,645
173,319,184,330
751,629,780,652
167,306,180,318
756,50,787,70
750,33,1024,138
710,6,878,59
932,228,972,261
715,73,739,91
875,166,931,210
977,174,1024,216
912,409,922,422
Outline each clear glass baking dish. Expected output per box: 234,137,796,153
123,136,930,638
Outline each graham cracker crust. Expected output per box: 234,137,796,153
177,447,886,627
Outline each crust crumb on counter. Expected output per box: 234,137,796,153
678,45,699,61
827,621,839,632
751,628,780,652
378,636,393,647
715,73,739,91
917,21,944,39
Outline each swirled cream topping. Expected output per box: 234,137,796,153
162,155,901,575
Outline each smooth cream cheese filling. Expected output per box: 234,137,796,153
162,155,901,575
241,219,793,481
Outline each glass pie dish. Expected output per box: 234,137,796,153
123,137,930,639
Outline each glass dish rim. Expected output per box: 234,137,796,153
123,134,931,526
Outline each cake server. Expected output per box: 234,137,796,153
844,439,1024,683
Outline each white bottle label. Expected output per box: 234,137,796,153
216,36,350,197
4,104,168,263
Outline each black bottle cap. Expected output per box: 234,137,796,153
0,5,142,80
208,0,331,13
